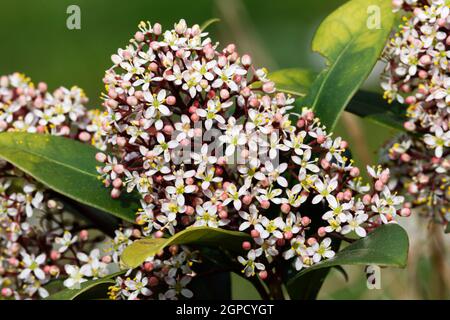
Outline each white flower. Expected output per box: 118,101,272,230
311,238,335,263
341,213,368,237
223,183,248,210
124,271,152,300
166,178,196,206
424,126,450,158
55,231,78,253
19,253,46,280
237,249,265,277
144,89,171,118
312,177,338,204
164,276,193,299
63,265,87,289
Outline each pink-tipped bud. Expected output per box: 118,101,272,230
112,178,123,188
117,136,127,147
262,81,275,93
163,125,174,135
78,131,91,142
404,121,416,131
50,250,60,261
95,152,107,163
405,96,416,105
251,229,260,238
144,262,154,272
185,206,195,216
350,167,360,177
111,188,121,199
154,230,164,238
153,23,162,35
284,231,293,240
362,194,372,205
374,180,384,192
419,54,431,65
317,227,327,237
281,203,291,214
102,255,112,264
149,276,159,287
259,270,268,280
113,164,125,174
219,210,228,219
241,54,252,66
336,192,344,201
79,230,89,241
261,200,270,209
242,241,252,250
301,216,311,226
1,288,13,297
307,237,317,246
400,208,411,217
127,96,138,106
418,70,428,79
321,159,330,170
316,135,326,144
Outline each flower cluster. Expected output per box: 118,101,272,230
0,73,116,299
380,0,450,224
96,20,406,299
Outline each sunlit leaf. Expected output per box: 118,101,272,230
303,0,395,131
122,227,250,268
287,224,409,298
0,132,139,222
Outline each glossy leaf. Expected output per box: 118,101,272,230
269,68,316,97
303,0,395,130
446,223,450,233
0,132,139,222
287,224,409,295
122,227,250,268
347,91,406,131
45,271,124,300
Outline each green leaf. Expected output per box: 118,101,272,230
347,91,406,131
303,0,395,131
269,69,316,97
122,227,250,268
445,223,450,233
287,224,409,294
268,68,406,131
0,132,139,222
45,271,124,300
200,18,220,31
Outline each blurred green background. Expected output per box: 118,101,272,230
1,0,448,299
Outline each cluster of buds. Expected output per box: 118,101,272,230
380,1,450,224
96,19,406,299
0,74,117,299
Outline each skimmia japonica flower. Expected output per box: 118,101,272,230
95,19,407,300
0,73,118,299
380,0,450,224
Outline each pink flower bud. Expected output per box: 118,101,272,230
336,192,344,201
111,188,121,199
418,70,428,79
112,178,122,189
258,270,268,280
219,210,228,219
242,241,251,250
301,216,311,226
284,231,293,240
276,238,285,246
153,23,162,35
241,54,252,66
281,203,291,214
419,54,431,65
350,167,360,177
262,81,275,93
362,194,372,205
113,164,125,174
403,121,416,131
134,31,145,42
155,230,164,238
321,159,330,170
149,276,159,287
242,195,253,205
106,99,118,109
79,230,89,241
127,96,138,106
317,227,326,237
374,180,384,192
307,238,317,246
400,208,411,217
102,255,112,264
261,200,270,209
251,229,260,238
2,288,13,297
163,125,174,135
95,152,107,163
405,96,416,105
